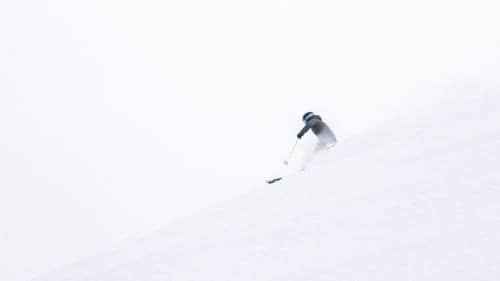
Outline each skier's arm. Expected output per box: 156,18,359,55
297,124,310,139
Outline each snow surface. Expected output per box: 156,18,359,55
36,93,500,280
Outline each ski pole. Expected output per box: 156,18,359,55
283,138,299,165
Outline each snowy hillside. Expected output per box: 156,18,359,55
36,93,500,281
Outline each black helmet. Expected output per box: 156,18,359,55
302,112,314,123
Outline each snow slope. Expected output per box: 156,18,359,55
36,93,500,281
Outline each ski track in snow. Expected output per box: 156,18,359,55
36,93,500,281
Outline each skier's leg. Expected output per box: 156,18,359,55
299,142,315,170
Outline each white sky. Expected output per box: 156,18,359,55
1,0,499,280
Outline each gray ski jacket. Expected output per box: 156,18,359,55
297,115,336,142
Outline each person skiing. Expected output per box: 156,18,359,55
297,112,337,152
266,112,337,184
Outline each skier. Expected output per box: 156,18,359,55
297,112,337,152
267,112,337,184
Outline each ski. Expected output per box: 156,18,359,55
266,177,283,184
